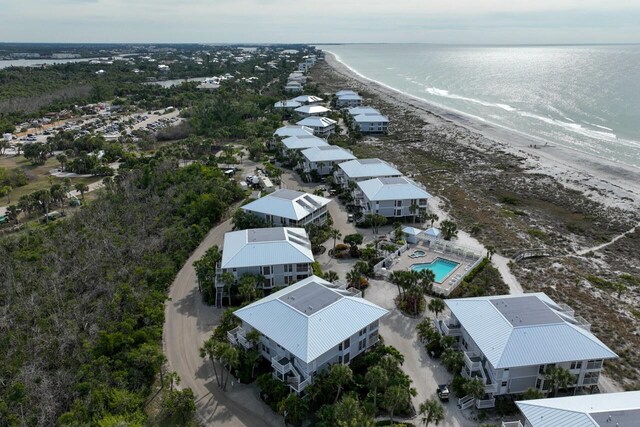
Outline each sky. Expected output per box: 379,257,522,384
1,0,640,44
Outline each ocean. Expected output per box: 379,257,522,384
322,44,640,169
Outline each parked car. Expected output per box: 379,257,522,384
437,384,450,402
347,214,354,223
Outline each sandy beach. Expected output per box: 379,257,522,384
323,51,640,212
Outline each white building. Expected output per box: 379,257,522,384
285,81,303,93
439,293,617,409
292,95,323,105
512,391,640,427
354,177,432,219
215,227,314,306
241,189,331,227
294,105,331,118
280,135,330,156
296,116,337,138
270,125,314,149
228,275,388,393
353,114,389,134
336,89,358,97
300,145,357,176
336,93,363,108
274,100,302,110
334,158,403,189
348,106,381,117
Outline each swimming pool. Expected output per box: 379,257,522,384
411,258,459,283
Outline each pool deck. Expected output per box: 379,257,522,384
391,244,479,295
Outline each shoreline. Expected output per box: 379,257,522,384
323,51,640,211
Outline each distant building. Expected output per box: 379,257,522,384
439,293,617,410
300,145,356,176
228,275,388,393
354,177,431,219
269,125,315,149
292,95,323,105
241,189,331,227
279,134,329,156
353,114,389,134
296,116,337,138
285,81,303,93
336,93,363,108
294,105,330,118
348,106,381,117
215,227,314,307
274,100,302,110
334,158,403,189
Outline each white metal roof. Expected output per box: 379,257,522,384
294,105,330,115
220,227,314,269
336,89,358,97
424,227,442,238
296,116,337,129
281,135,329,151
446,293,617,369
357,177,432,201
301,145,356,163
234,275,388,363
337,158,402,180
292,95,324,104
338,93,363,101
274,100,301,108
241,189,331,221
402,226,424,236
517,391,640,427
348,106,380,116
354,114,389,123
273,125,314,138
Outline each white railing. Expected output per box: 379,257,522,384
271,356,293,374
476,398,496,409
373,242,409,276
464,352,482,372
227,326,240,345
502,421,524,427
439,319,462,336
458,395,475,410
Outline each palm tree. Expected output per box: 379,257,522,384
199,337,222,388
416,318,436,343
333,395,374,427
441,349,464,374
278,393,308,426
440,220,458,240
75,182,89,200
6,205,19,224
464,378,485,400
167,371,181,391
329,228,342,255
382,385,409,426
365,365,388,413
418,269,435,295
419,398,445,426
324,271,339,282
427,213,439,227
409,202,419,224
346,270,362,288
34,190,52,222
56,153,68,171
328,363,353,403
238,274,258,303
428,298,445,319
545,366,574,397
220,343,240,391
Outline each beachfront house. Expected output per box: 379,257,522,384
296,116,337,138
336,89,358,97
348,106,381,117
336,93,363,108
280,135,329,159
241,189,331,227
300,145,357,177
214,227,314,307
334,158,403,189
269,125,315,149
353,113,390,134
354,176,432,220
274,100,302,110
292,95,323,105
511,391,640,427
228,275,388,393
294,105,331,118
438,293,617,410
285,81,303,93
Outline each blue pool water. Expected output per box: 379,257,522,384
411,258,459,283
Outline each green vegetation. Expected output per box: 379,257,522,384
450,257,509,297
0,160,242,425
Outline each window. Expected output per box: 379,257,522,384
338,343,342,351
501,381,508,387
296,264,307,272
358,339,367,351
584,371,600,385
262,266,271,275
535,378,542,389
570,361,582,370
285,264,293,273
359,328,367,336
343,338,350,349
343,353,350,364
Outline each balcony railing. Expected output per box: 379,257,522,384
476,397,496,409
287,375,313,392
227,326,252,349
586,360,603,370
439,319,462,336
464,351,483,372
502,421,524,427
271,356,293,374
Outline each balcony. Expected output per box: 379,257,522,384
502,421,524,427
476,397,496,409
464,351,483,372
439,318,462,336
286,375,313,393
271,356,293,374
227,326,252,349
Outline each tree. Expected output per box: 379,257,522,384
56,153,68,171
33,189,52,221
521,388,545,400
329,228,342,255
419,398,445,427
365,365,388,413
278,393,308,426
544,366,574,397
343,233,364,247
220,342,240,391
334,395,374,427
163,388,196,424
416,318,437,343
409,202,420,224
6,205,20,224
200,337,222,388
0,185,11,204
75,182,89,200
220,271,236,306
441,349,464,374
232,209,268,230
193,245,221,303
427,213,439,227
440,220,458,240
464,378,485,400
382,385,409,426
418,269,435,295
428,298,445,319
366,213,387,235
328,363,353,403
238,274,259,303
324,271,339,282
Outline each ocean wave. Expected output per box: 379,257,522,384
519,112,618,142
424,87,517,112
